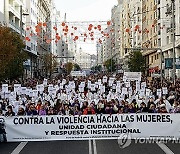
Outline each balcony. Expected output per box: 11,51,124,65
9,4,20,19
154,4,157,11
9,21,20,34
153,19,157,25
9,21,25,36
25,45,37,56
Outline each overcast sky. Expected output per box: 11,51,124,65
54,0,118,54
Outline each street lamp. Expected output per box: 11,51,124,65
19,5,29,80
157,49,163,86
171,0,176,85
19,5,29,37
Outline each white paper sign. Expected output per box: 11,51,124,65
162,87,168,95
91,84,96,91
103,76,107,83
2,84,8,92
157,89,162,97
146,89,151,96
122,87,128,94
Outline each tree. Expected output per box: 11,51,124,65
95,65,102,72
73,63,81,71
0,24,27,81
127,51,145,72
42,53,58,78
104,58,116,72
91,65,102,72
65,62,73,74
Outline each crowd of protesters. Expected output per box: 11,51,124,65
0,73,180,117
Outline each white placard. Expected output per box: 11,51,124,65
157,89,162,97
90,84,96,91
162,87,168,95
125,82,130,88
103,76,107,83
2,84,8,92
146,89,151,96
141,82,146,90
122,87,128,94
43,79,48,86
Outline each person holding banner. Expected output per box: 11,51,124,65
17,107,26,116
26,105,38,116
5,106,15,117
83,105,95,115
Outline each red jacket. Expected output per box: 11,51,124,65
83,108,96,115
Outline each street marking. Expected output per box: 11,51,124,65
89,140,92,154
93,139,97,154
156,143,174,154
11,142,28,154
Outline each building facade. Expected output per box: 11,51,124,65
36,0,52,77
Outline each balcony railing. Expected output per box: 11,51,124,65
9,21,25,36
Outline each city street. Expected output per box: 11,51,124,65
0,140,180,154
0,0,180,154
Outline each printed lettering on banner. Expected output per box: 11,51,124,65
3,114,180,141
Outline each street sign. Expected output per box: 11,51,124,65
165,58,180,69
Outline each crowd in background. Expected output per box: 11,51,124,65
0,73,180,117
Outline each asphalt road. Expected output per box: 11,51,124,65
0,140,179,154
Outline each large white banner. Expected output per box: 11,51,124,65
124,72,141,81
0,114,180,142
71,71,86,77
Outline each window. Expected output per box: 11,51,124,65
167,36,169,44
